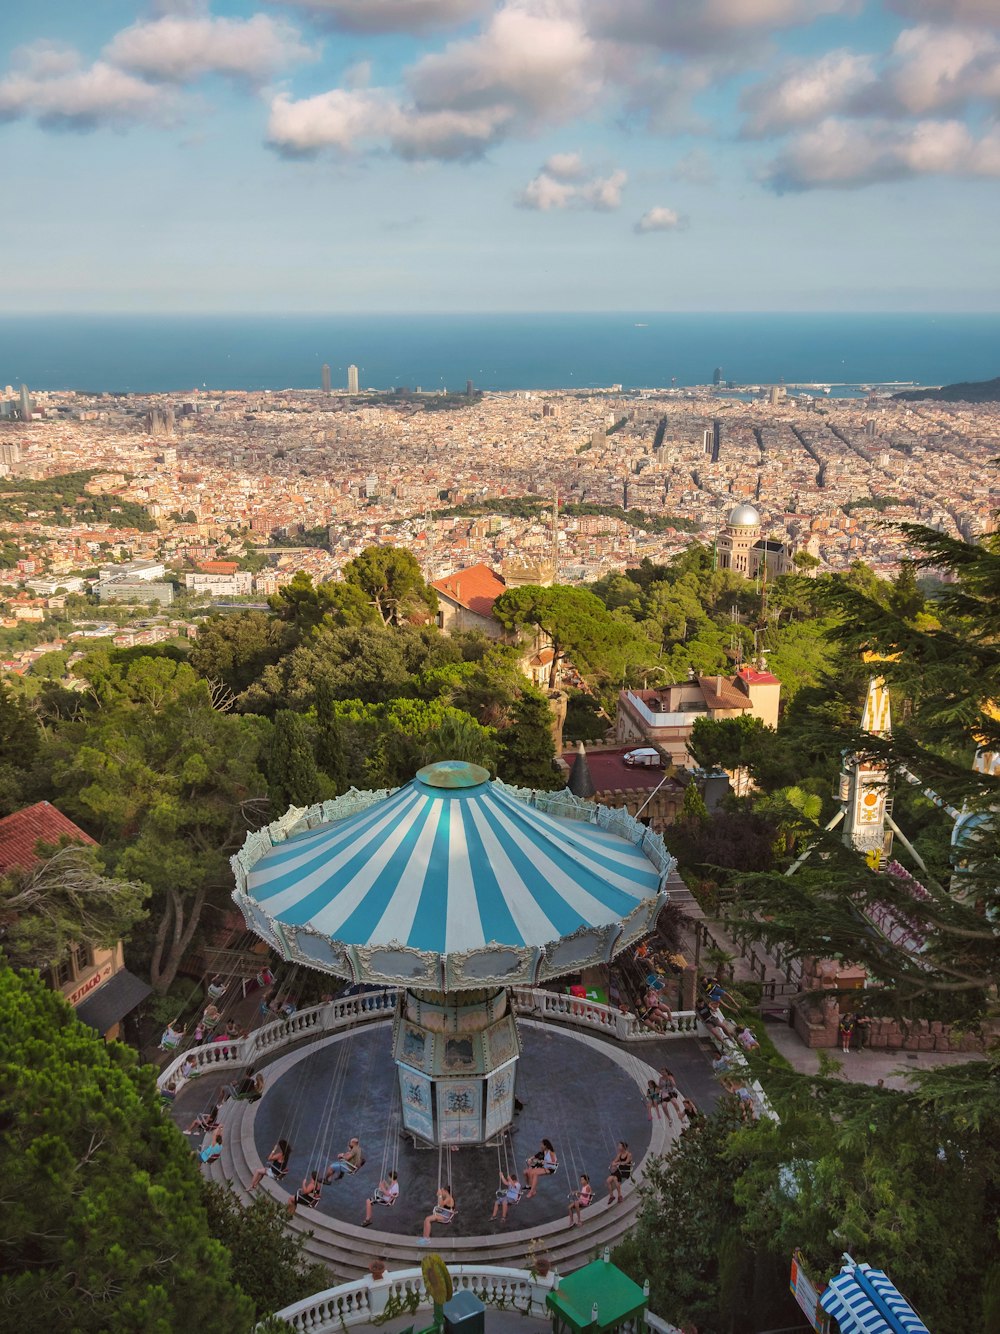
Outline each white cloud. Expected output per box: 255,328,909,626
888,0,1000,24
266,86,511,159
885,24,1000,114
762,116,1000,190
0,44,173,129
106,14,311,86
741,50,876,136
634,205,684,232
268,0,490,33
590,0,855,54
268,2,606,161
516,158,627,210
516,171,579,209
544,150,585,180
408,4,600,123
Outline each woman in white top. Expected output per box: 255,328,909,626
363,1170,399,1226
524,1139,558,1197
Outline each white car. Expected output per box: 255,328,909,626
623,747,663,769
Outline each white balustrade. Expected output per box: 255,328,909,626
267,1266,683,1334
159,986,703,1092
268,1266,552,1332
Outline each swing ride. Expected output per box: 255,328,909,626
231,760,674,1148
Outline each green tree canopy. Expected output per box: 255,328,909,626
47,653,270,992
341,546,438,626
0,681,40,816
0,966,254,1332
265,709,321,810
188,611,293,694
494,583,650,690
0,844,148,971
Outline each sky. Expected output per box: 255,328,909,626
3,0,1000,313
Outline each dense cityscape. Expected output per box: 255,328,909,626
2,380,997,678
4,0,1000,1329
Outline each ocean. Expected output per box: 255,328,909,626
1,312,998,396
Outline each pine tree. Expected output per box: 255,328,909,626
0,966,254,1332
266,709,320,810
497,689,562,789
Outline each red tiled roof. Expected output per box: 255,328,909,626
0,802,97,873
736,667,780,685
698,675,753,710
431,563,506,617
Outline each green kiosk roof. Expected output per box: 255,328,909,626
546,1259,647,1334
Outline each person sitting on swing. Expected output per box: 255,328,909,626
159,1019,185,1051
325,1136,364,1182
286,1167,322,1216
524,1139,557,1197
363,1169,399,1226
249,1139,292,1190
491,1170,522,1222
183,1102,221,1136
421,1185,455,1241
567,1173,593,1225
606,1141,633,1204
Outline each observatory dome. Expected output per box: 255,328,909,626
728,503,761,527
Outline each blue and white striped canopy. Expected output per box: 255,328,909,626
820,1261,929,1334
233,762,671,988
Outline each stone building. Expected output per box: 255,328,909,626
616,668,781,767
715,502,797,579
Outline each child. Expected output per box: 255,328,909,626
567,1174,593,1226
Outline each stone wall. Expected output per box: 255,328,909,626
791,956,986,1052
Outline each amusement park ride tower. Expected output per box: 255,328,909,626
230,761,674,1148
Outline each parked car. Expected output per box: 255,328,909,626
623,747,663,768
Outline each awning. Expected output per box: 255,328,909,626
820,1260,929,1333
75,969,152,1034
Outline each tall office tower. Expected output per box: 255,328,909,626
322,363,331,393
466,379,474,397
703,427,713,456
711,419,722,463
622,474,630,510
712,366,723,386
19,384,32,423
0,441,21,465
347,364,360,394
865,418,877,438
769,384,783,406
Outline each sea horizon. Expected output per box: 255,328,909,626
2,311,998,397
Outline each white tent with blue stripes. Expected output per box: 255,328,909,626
820,1257,930,1333
231,760,674,990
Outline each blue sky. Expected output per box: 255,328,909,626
3,0,999,313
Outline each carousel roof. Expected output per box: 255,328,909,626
232,761,673,990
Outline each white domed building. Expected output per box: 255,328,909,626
716,502,797,579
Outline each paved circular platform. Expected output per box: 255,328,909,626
252,1021,657,1237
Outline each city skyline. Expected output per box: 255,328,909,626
3,1,1000,315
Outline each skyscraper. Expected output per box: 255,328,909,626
712,366,723,387
711,419,722,462
19,384,32,423
321,363,331,393
347,364,359,394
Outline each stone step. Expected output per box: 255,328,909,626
208,1048,654,1284
277,1179,643,1282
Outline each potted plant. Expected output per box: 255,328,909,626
526,1238,552,1279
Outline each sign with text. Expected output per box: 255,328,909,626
67,962,113,1008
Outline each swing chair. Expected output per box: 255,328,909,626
491,1131,523,1220
363,1089,404,1225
